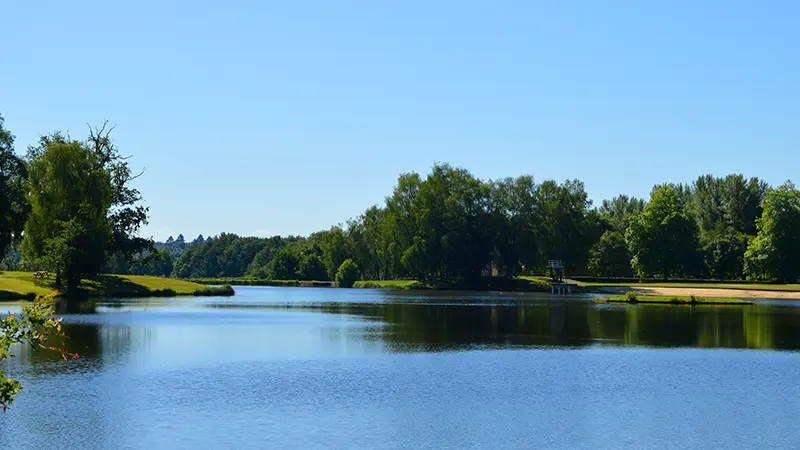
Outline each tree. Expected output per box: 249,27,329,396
318,227,352,280
0,113,29,258
626,185,701,279
488,176,538,277
744,182,800,282
599,195,645,233
297,253,327,280
267,247,300,280
87,123,152,263
1,294,75,411
22,125,150,294
535,179,597,274
588,230,632,277
23,134,112,293
335,259,360,288
701,225,749,280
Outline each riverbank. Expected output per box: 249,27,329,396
595,295,752,305
355,277,552,292
593,286,800,300
187,277,334,287
184,276,553,292
0,272,232,299
575,279,800,292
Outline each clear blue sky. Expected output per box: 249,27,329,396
2,1,798,241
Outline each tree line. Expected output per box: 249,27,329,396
2,111,800,286
167,164,800,283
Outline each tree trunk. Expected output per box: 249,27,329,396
66,273,80,297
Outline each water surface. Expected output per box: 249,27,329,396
1,287,799,449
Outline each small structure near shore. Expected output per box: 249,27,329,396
547,260,576,295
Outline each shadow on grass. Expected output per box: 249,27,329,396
81,275,177,298
0,290,36,300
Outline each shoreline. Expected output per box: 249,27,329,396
599,286,800,300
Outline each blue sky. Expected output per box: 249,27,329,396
2,1,798,241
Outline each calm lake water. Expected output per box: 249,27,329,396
2,286,800,449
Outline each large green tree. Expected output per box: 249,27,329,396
0,114,29,258
599,194,645,233
23,134,112,293
22,126,150,294
588,230,633,277
535,179,598,274
626,185,701,279
744,182,800,282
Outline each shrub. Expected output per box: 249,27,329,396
335,259,360,288
194,285,235,296
625,290,639,302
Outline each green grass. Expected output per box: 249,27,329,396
595,295,752,305
353,280,422,289
573,279,800,292
0,271,223,299
187,277,337,287
354,277,551,292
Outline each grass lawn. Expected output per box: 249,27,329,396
572,280,800,292
355,277,551,292
595,295,752,305
0,271,224,299
353,280,422,289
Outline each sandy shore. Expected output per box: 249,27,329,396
618,286,800,299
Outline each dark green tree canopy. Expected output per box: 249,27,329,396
745,182,800,282
23,134,113,292
0,113,29,258
626,185,701,279
22,125,150,293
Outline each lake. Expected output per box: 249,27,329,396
1,286,800,449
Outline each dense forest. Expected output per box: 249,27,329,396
2,112,800,286
163,165,800,283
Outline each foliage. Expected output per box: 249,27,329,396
700,226,749,280
154,234,204,258
744,182,800,282
599,195,645,233
149,162,792,285
335,259,360,288
297,253,327,281
106,248,175,277
266,247,300,280
87,124,152,265
624,290,639,302
21,126,150,294
588,231,633,277
0,114,30,260
1,294,76,411
22,134,113,293
172,234,302,279
626,185,701,279
193,285,235,296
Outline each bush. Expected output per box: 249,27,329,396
625,290,639,302
335,259,360,288
194,285,235,296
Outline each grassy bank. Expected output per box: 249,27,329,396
574,279,800,292
353,280,422,289
354,276,552,292
595,295,752,305
186,277,334,287
0,272,233,299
